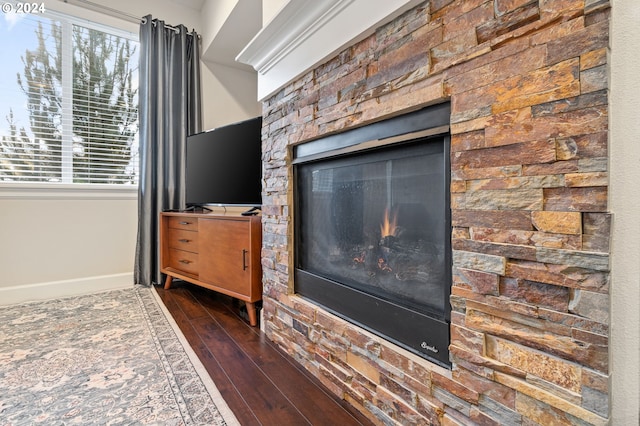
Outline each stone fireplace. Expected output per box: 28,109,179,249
253,1,612,424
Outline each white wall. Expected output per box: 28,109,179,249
0,196,137,302
199,0,238,54
0,0,260,304
199,0,262,128
201,62,261,129
610,0,640,422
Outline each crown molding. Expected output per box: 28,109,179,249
236,0,423,100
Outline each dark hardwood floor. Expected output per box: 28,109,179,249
155,281,374,426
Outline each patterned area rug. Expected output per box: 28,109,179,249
0,286,239,425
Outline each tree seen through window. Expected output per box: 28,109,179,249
0,12,139,185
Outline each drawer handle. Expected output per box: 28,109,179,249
179,221,192,225
178,239,191,243
242,249,248,271
178,259,192,265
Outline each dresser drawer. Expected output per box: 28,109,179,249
167,249,198,275
167,216,198,231
167,228,199,253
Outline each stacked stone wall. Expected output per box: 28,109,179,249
261,1,611,424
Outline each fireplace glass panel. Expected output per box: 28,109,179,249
296,137,448,318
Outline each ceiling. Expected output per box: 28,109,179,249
64,0,261,72
200,0,262,72
170,0,205,11
156,0,261,72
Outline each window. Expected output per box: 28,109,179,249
0,8,139,186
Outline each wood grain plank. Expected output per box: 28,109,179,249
156,288,261,425
157,283,374,425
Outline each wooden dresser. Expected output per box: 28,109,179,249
160,211,262,326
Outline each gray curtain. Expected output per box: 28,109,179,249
134,15,202,286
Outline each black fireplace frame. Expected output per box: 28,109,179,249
293,103,452,367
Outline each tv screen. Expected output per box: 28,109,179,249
185,116,262,208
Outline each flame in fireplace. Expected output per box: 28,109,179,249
380,207,399,238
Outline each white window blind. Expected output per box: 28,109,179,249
0,8,139,186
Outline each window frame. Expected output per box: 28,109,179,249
0,5,140,199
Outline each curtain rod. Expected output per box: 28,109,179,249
141,17,180,34
63,0,140,23
63,0,191,35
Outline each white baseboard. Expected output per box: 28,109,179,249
0,273,134,305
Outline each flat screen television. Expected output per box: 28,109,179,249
185,116,262,209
